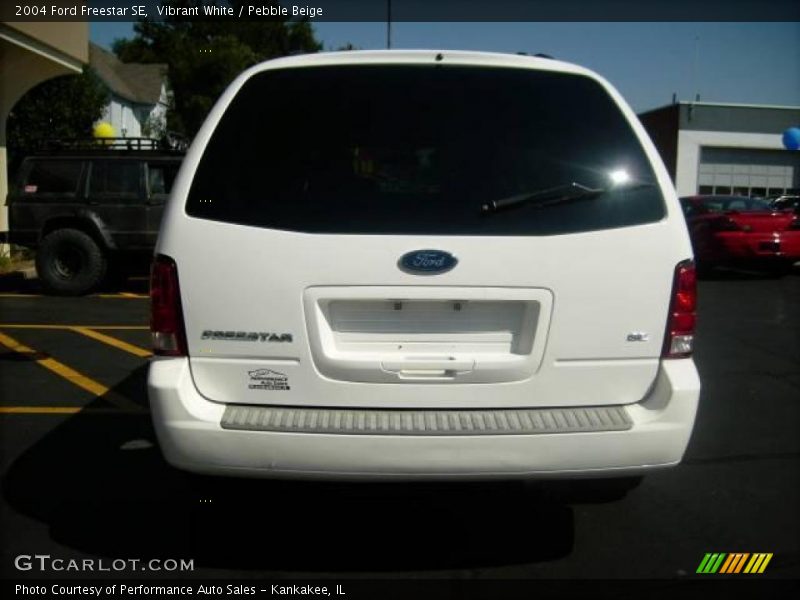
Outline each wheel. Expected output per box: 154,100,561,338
36,229,107,295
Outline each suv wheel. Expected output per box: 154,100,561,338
36,229,107,295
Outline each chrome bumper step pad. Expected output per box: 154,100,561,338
220,404,632,436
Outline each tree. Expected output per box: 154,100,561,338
6,68,109,175
113,1,322,137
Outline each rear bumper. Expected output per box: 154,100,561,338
147,358,700,480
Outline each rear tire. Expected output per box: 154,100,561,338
36,229,107,296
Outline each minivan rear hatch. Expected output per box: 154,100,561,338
164,55,688,409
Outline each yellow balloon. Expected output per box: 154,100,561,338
93,122,116,138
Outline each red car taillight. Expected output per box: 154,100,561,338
150,254,188,356
662,260,697,359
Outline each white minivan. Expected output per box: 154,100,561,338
148,50,700,481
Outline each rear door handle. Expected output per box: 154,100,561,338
381,358,475,376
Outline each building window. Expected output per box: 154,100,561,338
698,185,713,195
751,187,767,198
715,186,731,194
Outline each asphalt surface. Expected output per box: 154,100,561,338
0,270,798,590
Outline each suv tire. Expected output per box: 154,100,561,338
36,229,107,295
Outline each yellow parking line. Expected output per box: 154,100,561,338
0,407,82,414
0,293,147,298
0,331,144,411
71,327,152,358
97,293,148,298
0,324,148,330
0,293,42,298
0,406,147,414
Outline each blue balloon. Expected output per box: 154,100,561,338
783,127,800,151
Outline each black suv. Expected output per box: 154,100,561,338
7,139,183,294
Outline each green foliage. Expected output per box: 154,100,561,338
6,68,109,174
112,1,322,136
142,112,168,139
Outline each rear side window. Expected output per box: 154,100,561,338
89,161,141,197
23,160,83,195
147,162,180,195
680,199,708,217
701,196,772,213
187,65,665,236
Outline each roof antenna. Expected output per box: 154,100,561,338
692,35,700,103
386,0,392,49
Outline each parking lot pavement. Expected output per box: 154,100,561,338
0,271,798,583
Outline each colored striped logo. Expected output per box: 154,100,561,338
696,553,773,574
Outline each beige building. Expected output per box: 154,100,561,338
0,21,89,246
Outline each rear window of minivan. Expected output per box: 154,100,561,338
186,65,665,235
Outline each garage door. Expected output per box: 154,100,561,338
697,147,799,197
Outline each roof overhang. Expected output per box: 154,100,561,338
0,23,83,74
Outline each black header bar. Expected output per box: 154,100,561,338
2,0,799,22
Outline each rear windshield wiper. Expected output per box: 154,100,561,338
480,181,654,215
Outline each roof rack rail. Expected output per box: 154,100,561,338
35,136,187,153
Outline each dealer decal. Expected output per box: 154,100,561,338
248,369,290,391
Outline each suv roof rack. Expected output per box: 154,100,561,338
33,136,186,154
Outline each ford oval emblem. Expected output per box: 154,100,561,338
399,250,458,275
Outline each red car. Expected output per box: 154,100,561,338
679,195,800,271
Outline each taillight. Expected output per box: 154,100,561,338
150,254,187,356
662,260,697,358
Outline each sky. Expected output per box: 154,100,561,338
90,21,800,113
